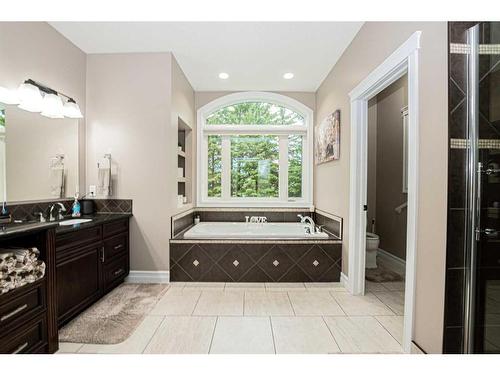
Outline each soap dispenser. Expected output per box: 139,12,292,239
72,193,81,218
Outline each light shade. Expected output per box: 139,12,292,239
63,100,83,119
218,72,229,79
0,86,19,105
41,93,64,119
283,72,294,79
17,82,43,112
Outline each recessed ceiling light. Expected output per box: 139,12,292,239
218,72,229,80
283,72,294,80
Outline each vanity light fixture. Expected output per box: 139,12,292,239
17,81,44,112
218,72,229,79
0,86,19,105
6,79,84,119
63,99,83,119
41,93,64,119
283,72,294,80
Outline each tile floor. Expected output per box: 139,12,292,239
58,281,405,354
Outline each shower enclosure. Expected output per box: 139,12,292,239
446,21,500,353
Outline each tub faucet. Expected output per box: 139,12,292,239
298,215,316,234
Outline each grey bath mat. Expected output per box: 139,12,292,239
365,265,404,283
59,283,168,345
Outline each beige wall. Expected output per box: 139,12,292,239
0,22,87,198
314,22,448,353
86,52,195,272
86,53,173,271
367,98,377,227
369,76,408,260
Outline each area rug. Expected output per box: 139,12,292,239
365,265,404,283
59,283,168,344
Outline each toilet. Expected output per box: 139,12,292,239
366,232,380,269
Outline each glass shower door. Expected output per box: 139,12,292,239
466,22,500,353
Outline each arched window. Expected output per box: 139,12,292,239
197,92,313,207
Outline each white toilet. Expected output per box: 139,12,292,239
366,232,380,269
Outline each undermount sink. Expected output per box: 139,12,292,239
59,218,93,226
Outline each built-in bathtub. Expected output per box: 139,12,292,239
183,222,329,240
170,214,342,283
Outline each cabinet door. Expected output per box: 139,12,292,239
56,245,102,326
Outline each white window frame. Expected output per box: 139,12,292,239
197,92,313,208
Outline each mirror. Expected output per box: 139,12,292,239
0,103,79,202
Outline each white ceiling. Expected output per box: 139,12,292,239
50,22,363,92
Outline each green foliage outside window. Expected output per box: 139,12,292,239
206,102,303,199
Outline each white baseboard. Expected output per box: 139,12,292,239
125,271,170,284
340,272,349,290
377,248,406,276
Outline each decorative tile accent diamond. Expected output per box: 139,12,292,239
273,260,280,267
313,260,319,267
233,260,239,267
193,259,200,267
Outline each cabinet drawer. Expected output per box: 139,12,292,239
0,315,47,354
56,225,102,252
0,280,46,332
103,219,129,238
103,255,128,291
104,233,128,261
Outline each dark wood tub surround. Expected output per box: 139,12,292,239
170,208,342,283
0,201,132,354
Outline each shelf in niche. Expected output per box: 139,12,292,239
177,150,186,158
177,177,186,183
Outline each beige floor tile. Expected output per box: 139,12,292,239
210,317,275,354
265,282,306,291
244,291,294,316
78,315,164,354
183,282,226,291
373,291,405,315
380,281,406,291
287,291,345,316
365,281,389,292
375,315,404,344
324,316,402,353
168,282,186,288
271,316,340,354
304,282,345,291
193,291,244,316
330,291,395,316
143,316,217,354
225,282,266,290
149,289,201,315
56,342,84,354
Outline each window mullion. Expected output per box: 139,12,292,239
221,135,231,200
279,135,288,202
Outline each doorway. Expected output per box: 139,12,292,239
347,32,421,353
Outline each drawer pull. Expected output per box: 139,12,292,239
100,247,105,263
1,304,28,322
113,244,124,250
11,342,28,354
114,268,124,276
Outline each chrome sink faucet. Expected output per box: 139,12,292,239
298,214,316,234
49,203,66,222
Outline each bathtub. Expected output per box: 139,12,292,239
183,222,329,239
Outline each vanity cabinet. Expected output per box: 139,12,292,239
55,218,130,327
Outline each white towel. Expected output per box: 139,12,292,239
97,157,111,197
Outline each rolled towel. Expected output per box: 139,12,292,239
0,252,16,269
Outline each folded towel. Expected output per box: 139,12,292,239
97,158,111,197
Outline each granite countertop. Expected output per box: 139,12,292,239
0,213,132,238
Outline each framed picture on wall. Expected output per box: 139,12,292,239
315,109,340,164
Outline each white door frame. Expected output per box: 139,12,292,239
347,31,421,354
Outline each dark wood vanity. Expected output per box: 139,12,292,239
0,211,131,354
56,216,130,327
